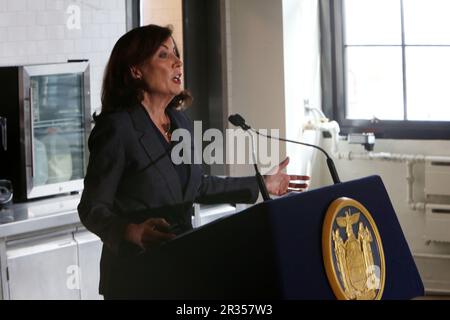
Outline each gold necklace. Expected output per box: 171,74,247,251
161,114,171,139
162,121,171,137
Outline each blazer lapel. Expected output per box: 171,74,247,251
129,105,183,203
167,108,202,203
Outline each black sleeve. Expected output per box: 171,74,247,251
77,117,129,256
175,112,259,204
195,175,260,205
177,109,260,205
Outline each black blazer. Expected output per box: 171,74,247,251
77,105,259,298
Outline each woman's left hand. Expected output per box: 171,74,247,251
263,157,310,196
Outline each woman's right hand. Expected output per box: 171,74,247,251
124,218,176,250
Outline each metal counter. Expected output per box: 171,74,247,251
0,194,82,238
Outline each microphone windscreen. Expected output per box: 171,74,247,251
228,114,246,127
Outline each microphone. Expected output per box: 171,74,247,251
228,114,271,201
228,114,250,130
228,114,341,185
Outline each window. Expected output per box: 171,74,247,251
321,0,450,139
125,0,140,31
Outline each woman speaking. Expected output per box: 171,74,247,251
78,24,308,299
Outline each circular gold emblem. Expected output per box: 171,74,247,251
322,198,385,300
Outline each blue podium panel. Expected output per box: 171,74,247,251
135,176,423,300
268,175,424,300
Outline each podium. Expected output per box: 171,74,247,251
139,176,424,300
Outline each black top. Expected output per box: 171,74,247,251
146,108,190,195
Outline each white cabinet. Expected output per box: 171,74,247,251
3,227,104,300
74,230,102,300
6,232,80,300
193,204,239,227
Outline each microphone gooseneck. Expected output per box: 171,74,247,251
254,129,341,184
228,115,271,201
254,166,271,201
228,114,342,185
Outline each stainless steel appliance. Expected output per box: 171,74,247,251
0,62,91,202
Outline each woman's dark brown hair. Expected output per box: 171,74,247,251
100,24,192,114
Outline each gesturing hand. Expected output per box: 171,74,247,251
125,218,176,250
263,157,310,196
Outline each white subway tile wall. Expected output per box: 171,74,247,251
0,0,127,114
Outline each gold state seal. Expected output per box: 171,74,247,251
322,198,386,300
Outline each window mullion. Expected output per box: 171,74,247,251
400,0,408,121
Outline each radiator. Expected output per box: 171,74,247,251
425,161,450,197
424,204,450,243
